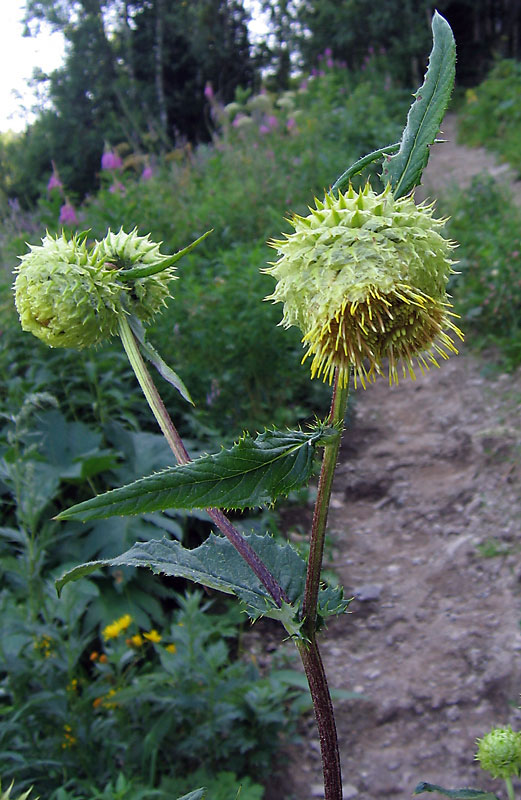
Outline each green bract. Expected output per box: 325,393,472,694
93,228,177,324
14,229,178,350
265,184,462,388
475,726,521,779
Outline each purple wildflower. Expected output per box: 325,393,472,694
47,162,63,192
286,117,296,131
204,82,214,100
267,115,278,129
259,124,270,135
109,180,125,194
101,150,122,170
141,166,153,181
59,201,77,226
324,47,332,58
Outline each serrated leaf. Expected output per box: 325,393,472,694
381,12,455,197
56,425,339,523
56,532,350,635
413,782,500,800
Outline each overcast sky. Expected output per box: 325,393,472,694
0,0,268,134
1,0,65,132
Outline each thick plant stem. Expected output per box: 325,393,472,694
297,636,343,800
298,369,350,800
117,315,289,608
303,370,350,628
505,776,515,800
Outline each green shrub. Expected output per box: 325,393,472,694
445,175,521,368
0,590,301,798
458,59,521,174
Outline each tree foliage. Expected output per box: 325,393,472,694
7,0,257,203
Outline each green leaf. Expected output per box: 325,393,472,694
129,315,193,405
381,11,456,197
119,229,213,279
56,425,339,523
55,532,350,636
175,791,206,800
413,782,500,800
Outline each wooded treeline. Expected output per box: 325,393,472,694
2,0,521,207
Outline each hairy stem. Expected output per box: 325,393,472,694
117,315,289,607
298,368,350,800
297,636,343,800
303,370,350,628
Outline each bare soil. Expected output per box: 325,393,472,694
276,117,521,799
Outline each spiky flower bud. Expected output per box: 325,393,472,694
475,726,521,779
14,228,177,350
92,228,177,324
265,184,462,388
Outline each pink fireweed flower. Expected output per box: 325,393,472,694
141,166,153,181
267,115,278,129
59,201,77,225
287,117,296,131
326,58,334,69
204,82,214,100
47,162,63,192
101,150,122,170
259,124,270,135
324,47,332,58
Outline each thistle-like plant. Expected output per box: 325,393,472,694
13,14,460,800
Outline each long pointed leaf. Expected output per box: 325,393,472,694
129,315,193,405
414,783,500,800
381,11,455,197
56,425,339,522
55,533,350,635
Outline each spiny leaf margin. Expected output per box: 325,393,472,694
381,11,456,197
56,424,340,523
413,782,500,800
56,532,350,636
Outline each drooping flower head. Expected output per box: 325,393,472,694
14,228,178,350
475,726,521,779
265,183,462,388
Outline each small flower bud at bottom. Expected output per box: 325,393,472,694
475,726,521,779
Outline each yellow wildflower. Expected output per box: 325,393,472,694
102,613,133,641
165,643,177,654
127,633,144,648
143,629,162,643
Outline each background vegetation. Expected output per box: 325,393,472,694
2,2,521,797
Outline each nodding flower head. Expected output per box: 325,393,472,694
475,726,521,779
14,228,178,350
265,183,462,388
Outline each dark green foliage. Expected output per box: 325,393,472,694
0,589,297,797
458,60,521,175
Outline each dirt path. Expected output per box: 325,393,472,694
281,117,521,799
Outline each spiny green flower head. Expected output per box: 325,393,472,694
14,232,123,349
14,228,177,350
265,183,463,388
475,726,521,779
93,227,177,324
